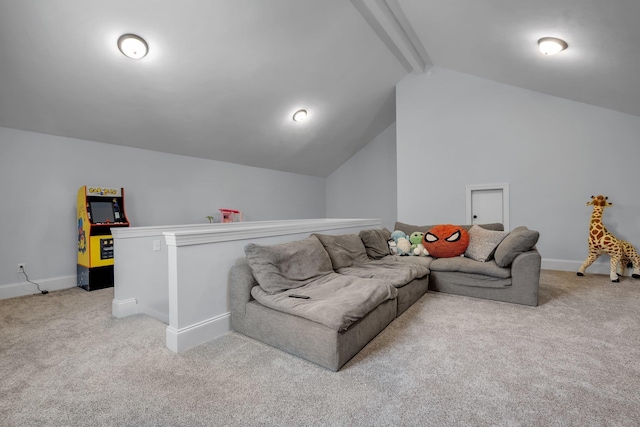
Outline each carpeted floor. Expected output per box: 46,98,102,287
1,270,639,426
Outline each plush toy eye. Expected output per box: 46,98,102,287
445,231,460,242
425,232,438,242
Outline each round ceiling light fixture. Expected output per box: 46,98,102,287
292,109,308,122
118,34,148,59
538,37,568,55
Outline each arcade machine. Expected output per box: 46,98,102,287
77,186,130,291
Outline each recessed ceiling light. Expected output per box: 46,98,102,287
293,109,308,122
118,34,148,59
538,37,568,55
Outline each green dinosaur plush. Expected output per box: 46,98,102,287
409,231,429,256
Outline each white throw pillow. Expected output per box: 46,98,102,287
464,224,510,262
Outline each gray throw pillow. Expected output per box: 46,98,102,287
358,228,392,259
394,222,434,235
312,233,370,269
464,224,510,262
494,226,540,268
471,223,505,232
244,236,333,295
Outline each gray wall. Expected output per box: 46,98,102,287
0,127,326,290
396,67,640,269
326,123,397,230
6,65,640,292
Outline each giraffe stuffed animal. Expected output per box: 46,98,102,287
577,195,640,282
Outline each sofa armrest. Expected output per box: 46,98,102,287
509,249,541,306
230,258,258,331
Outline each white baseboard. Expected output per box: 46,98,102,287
542,258,633,276
112,298,138,318
139,306,169,324
165,312,231,353
0,275,77,300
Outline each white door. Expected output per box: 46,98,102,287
466,184,510,229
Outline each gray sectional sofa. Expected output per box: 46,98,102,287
230,223,540,371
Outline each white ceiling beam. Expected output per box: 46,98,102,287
351,0,432,73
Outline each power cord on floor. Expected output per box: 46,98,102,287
19,266,48,295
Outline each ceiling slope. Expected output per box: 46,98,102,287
1,1,639,177
0,0,407,177
397,0,640,119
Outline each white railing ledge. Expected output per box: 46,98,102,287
111,219,307,239
162,218,380,247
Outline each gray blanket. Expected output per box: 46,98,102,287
245,236,334,295
336,256,431,287
251,273,397,331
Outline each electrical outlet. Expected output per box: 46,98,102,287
18,263,25,273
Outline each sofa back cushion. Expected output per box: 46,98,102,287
394,221,504,235
244,236,333,295
494,226,540,267
312,233,370,269
464,224,510,262
358,228,392,259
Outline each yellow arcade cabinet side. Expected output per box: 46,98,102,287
77,186,130,291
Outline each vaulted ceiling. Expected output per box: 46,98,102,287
1,0,639,177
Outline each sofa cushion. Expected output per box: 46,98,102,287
386,255,433,271
244,236,333,295
336,256,430,288
250,272,397,331
395,221,504,235
430,271,512,289
429,256,511,279
494,226,540,268
464,224,510,262
312,233,370,269
359,228,392,259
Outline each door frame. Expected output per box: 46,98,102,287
465,183,510,230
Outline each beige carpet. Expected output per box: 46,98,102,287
1,270,639,426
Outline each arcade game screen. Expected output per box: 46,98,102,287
90,201,115,223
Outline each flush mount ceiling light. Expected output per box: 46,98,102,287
538,37,568,55
118,34,148,59
293,109,308,122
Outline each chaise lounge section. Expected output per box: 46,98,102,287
230,235,402,371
